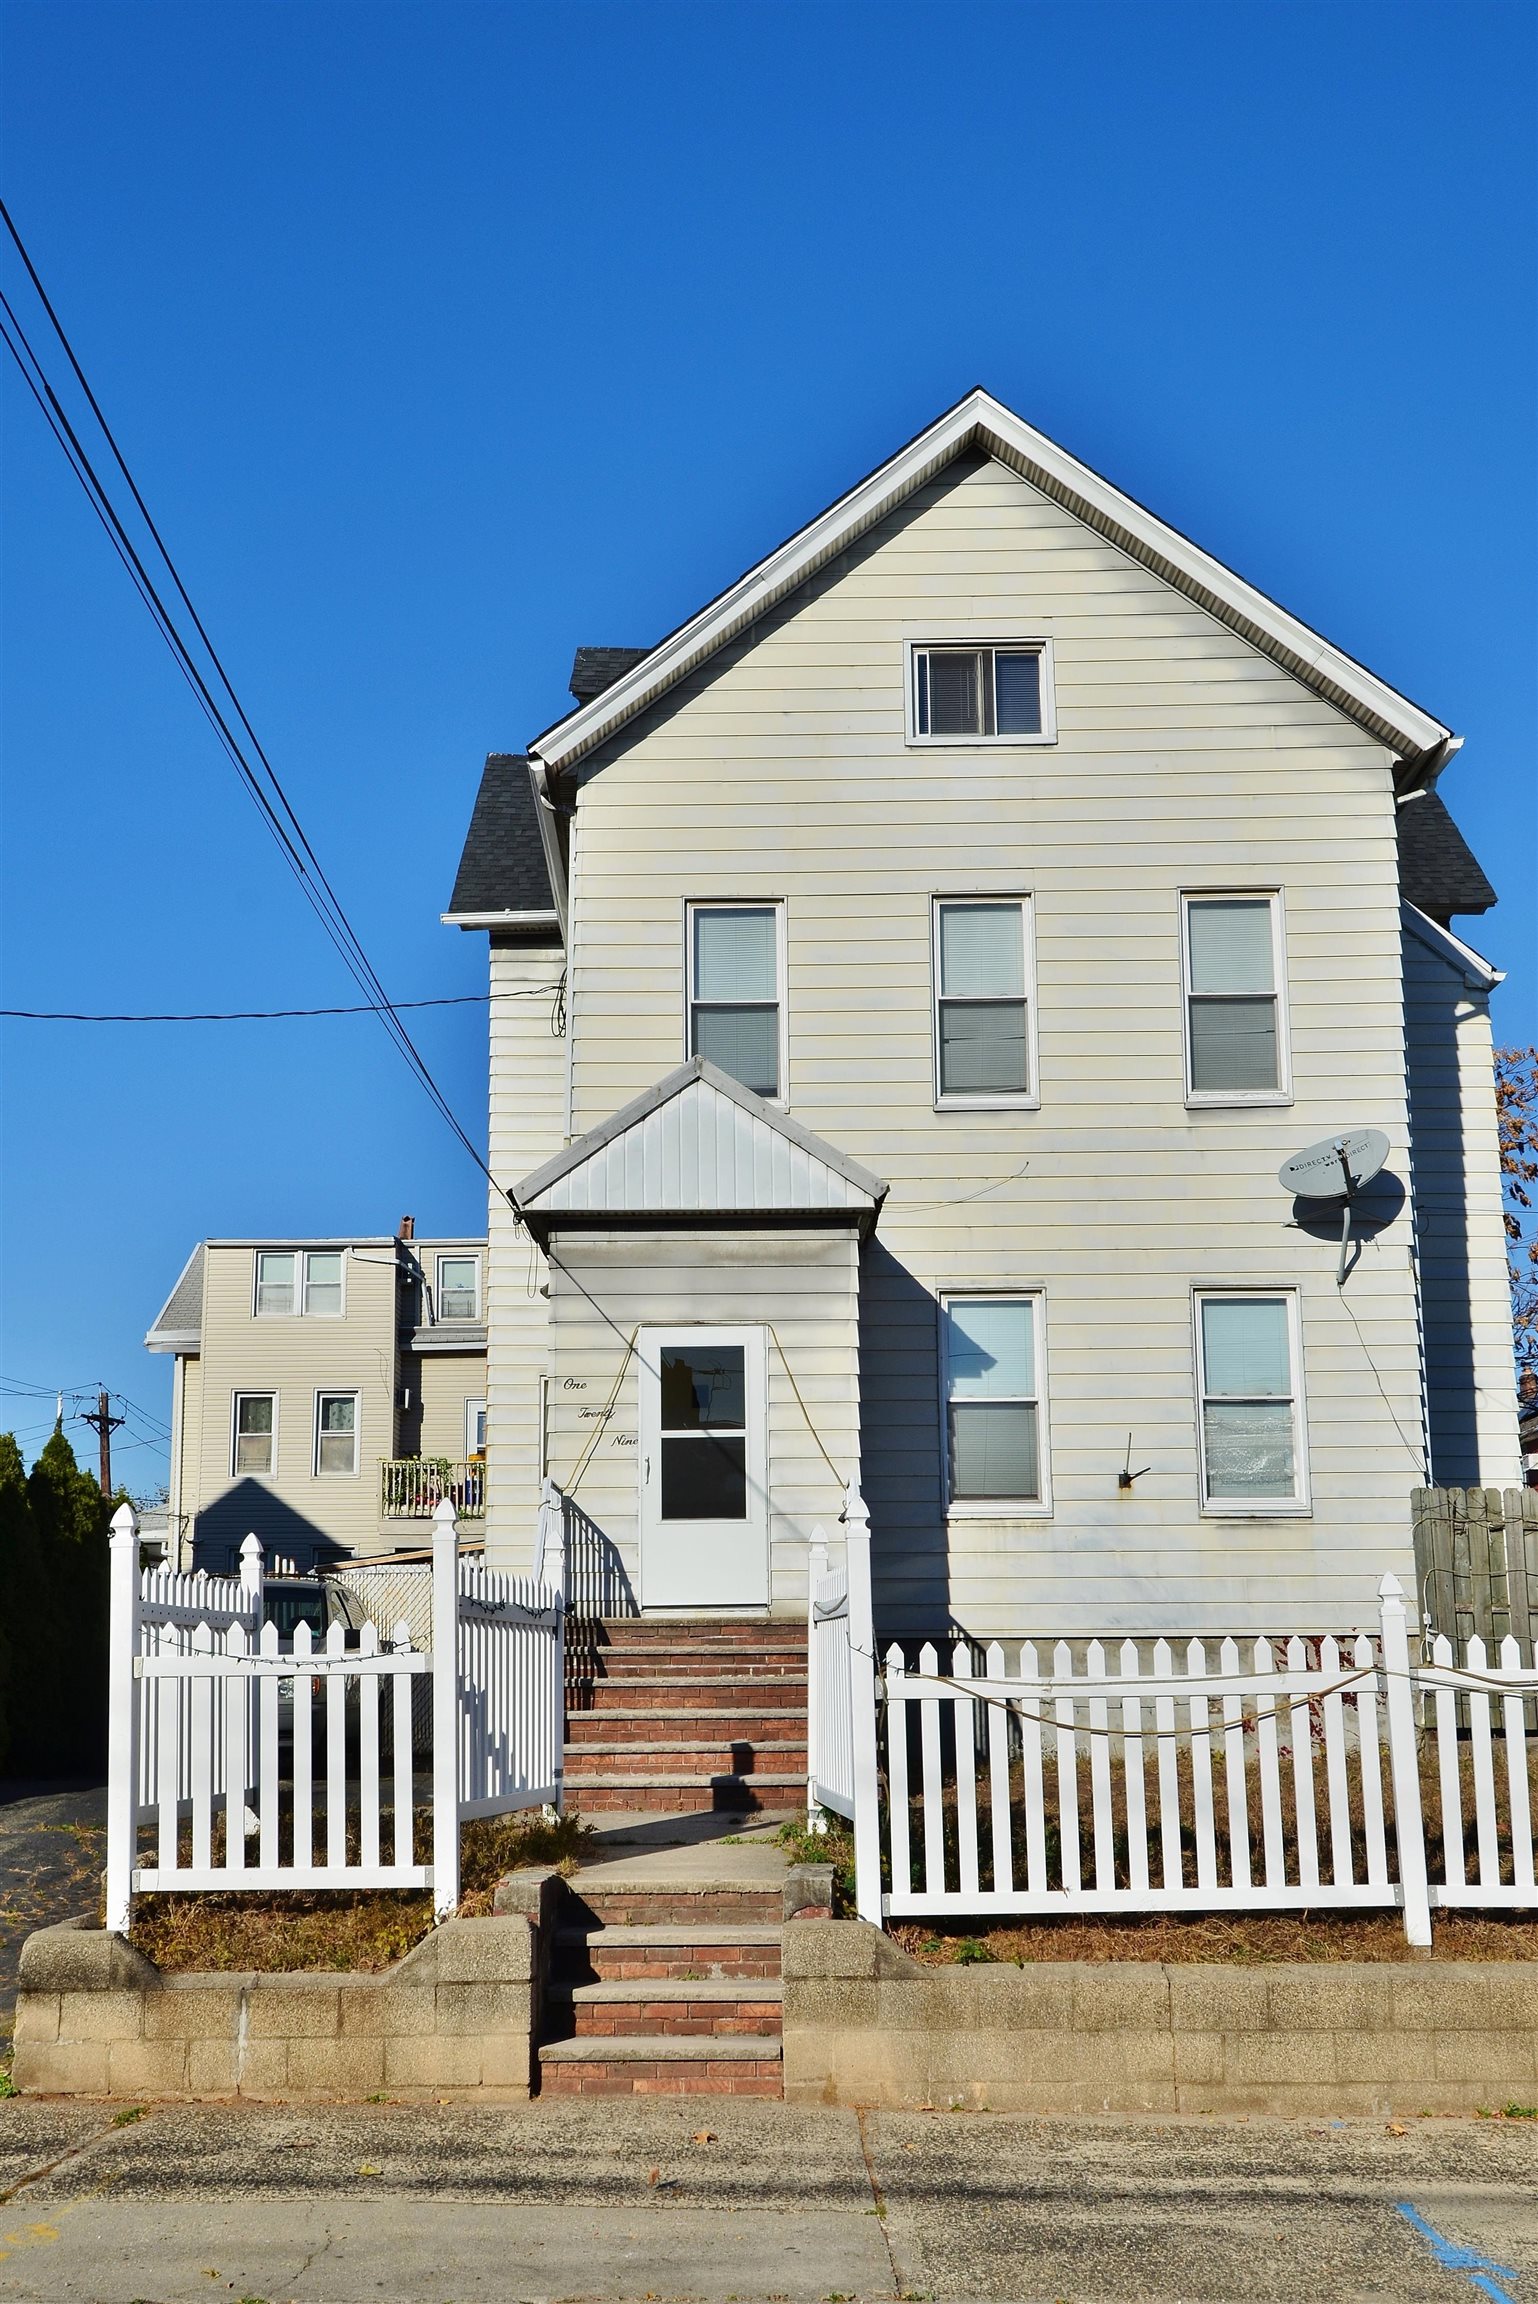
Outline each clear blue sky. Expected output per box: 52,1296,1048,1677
1,0,1532,1491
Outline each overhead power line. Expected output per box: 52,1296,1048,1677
0,201,502,1195
2,985,560,1024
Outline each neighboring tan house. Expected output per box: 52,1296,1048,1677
441,387,1518,1639
146,1227,488,1571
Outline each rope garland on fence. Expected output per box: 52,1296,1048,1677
872,1656,1538,1746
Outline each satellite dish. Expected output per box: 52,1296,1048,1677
1278,1128,1390,1201
1278,1128,1392,1285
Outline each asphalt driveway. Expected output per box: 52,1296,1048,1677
0,1781,105,2049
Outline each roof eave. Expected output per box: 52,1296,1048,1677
1401,901,1504,992
527,389,1453,779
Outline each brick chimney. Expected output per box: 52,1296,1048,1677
398,1215,415,1241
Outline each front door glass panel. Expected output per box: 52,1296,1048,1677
659,1345,747,1518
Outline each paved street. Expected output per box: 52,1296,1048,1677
0,2097,1535,2301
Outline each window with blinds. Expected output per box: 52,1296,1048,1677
1195,1292,1307,1508
1182,894,1288,1100
933,898,1035,1103
687,903,783,1099
232,1392,276,1477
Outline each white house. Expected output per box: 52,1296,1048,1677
446,389,1518,1640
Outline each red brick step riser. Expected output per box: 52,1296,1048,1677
565,1712,805,1744
570,1783,792,1814
565,1889,783,1928
538,2061,782,2098
551,2001,783,2041
564,1745,808,1776
553,1944,781,1984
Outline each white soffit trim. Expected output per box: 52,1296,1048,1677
439,909,562,930
529,388,1453,776
1401,901,1504,993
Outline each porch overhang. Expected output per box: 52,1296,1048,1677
514,1058,887,1247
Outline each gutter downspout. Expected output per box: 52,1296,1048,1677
527,757,570,938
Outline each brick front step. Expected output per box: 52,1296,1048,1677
566,1709,806,1743
582,1665,809,1688
538,2035,783,2098
564,1741,808,1775
569,1887,784,1928
569,1776,802,1812
549,1980,783,2041
552,1923,782,1984
579,1686,807,1715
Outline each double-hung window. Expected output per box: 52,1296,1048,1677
232,1392,276,1477
686,902,783,1100
910,642,1055,743
941,1296,1047,1510
254,1249,344,1317
933,898,1034,1103
1182,894,1288,1101
314,1391,359,1477
1194,1292,1307,1509
436,1254,480,1322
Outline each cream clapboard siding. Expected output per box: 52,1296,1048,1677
171,1354,201,1568
484,936,567,1568
414,1348,485,1464
543,1230,859,1613
1403,928,1521,1488
189,1244,400,1566
562,452,1426,1632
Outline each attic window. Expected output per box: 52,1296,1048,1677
910,642,1055,744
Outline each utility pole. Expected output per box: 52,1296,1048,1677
81,1389,126,1498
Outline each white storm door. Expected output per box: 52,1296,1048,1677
639,1327,768,1610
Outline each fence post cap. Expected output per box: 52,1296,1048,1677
1378,1571,1406,1602
240,1532,263,1562
432,1496,458,1529
110,1501,138,1541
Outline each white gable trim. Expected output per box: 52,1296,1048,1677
529,389,1454,779
516,1058,887,1236
1401,901,1504,993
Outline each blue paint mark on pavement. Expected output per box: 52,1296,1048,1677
1397,2202,1522,2302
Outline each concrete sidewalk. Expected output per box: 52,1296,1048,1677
1,2096,1536,2300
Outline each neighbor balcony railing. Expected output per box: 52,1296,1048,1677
379,1458,486,1520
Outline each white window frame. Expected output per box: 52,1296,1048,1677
301,1249,345,1319
312,1389,361,1479
907,638,1057,747
938,1291,1052,1518
436,1253,481,1323
1192,1287,1310,1515
230,1390,278,1479
253,1248,347,1318
1180,890,1292,1107
683,899,788,1104
931,895,1038,1110
465,1397,487,1458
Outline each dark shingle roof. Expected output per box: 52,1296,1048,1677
569,647,651,705
1397,791,1497,922
446,755,555,919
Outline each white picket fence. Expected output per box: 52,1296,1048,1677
807,1488,1538,1946
106,1497,563,1933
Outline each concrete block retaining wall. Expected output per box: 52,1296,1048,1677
14,1914,538,2102
781,1922,1538,2118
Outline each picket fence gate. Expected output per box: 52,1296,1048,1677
806,1487,1538,1947
105,1497,564,1934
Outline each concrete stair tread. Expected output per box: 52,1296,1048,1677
570,1708,805,1721
566,1741,808,1756
539,2034,781,2063
550,1977,782,2003
565,1772,805,1789
554,1923,781,1946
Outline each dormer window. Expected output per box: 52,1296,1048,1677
909,641,1055,744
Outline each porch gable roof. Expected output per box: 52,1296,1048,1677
514,1059,887,1239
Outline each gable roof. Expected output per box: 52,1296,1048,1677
1401,902,1503,994
569,647,651,705
515,1057,887,1240
528,388,1456,785
145,1242,205,1353
1396,791,1496,922
444,753,559,930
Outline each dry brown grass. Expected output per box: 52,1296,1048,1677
891,1909,1538,1965
128,1808,592,1974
